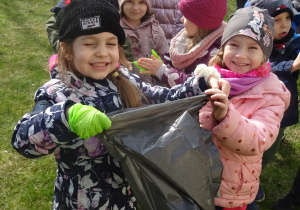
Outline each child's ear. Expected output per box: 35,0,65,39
60,42,72,60
261,55,267,65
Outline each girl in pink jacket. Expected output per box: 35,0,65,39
197,7,291,210
119,0,169,86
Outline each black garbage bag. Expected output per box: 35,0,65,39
99,95,223,210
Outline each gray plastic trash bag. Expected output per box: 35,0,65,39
99,95,223,210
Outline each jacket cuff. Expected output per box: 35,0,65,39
47,100,79,143
155,64,167,80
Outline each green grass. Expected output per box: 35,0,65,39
0,0,299,209
0,0,57,209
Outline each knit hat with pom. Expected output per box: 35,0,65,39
221,6,275,60
249,0,295,20
178,0,227,29
57,0,125,44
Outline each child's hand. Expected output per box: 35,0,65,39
137,55,163,75
291,53,300,72
207,77,231,97
67,103,111,139
205,89,229,122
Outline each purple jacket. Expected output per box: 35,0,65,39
150,0,184,43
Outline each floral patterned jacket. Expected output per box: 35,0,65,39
12,66,207,210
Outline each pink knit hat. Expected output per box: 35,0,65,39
118,0,152,9
178,0,227,29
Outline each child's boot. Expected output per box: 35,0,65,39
246,202,259,210
255,185,265,202
273,190,300,210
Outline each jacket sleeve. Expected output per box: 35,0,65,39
46,14,60,53
11,87,78,159
271,60,294,77
155,54,192,88
152,22,169,56
212,94,287,156
120,66,208,104
122,36,134,62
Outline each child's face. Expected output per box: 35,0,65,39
223,35,264,74
181,16,198,37
72,32,119,80
123,0,148,25
274,11,292,40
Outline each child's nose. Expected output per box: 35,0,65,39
131,3,138,9
95,46,107,57
180,16,184,23
282,20,288,28
236,48,247,58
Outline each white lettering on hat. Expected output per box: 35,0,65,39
81,16,101,30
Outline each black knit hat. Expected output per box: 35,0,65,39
250,0,295,20
221,6,275,60
57,0,125,44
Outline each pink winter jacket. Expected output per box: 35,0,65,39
199,73,290,208
120,16,169,62
120,16,169,86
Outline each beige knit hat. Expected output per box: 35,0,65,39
118,0,152,9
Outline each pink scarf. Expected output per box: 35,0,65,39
169,22,226,69
214,63,271,97
214,62,271,78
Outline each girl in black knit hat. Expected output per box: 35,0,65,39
46,0,134,62
11,0,230,209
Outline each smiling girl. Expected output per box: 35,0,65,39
197,7,290,209
11,0,229,209
119,0,168,85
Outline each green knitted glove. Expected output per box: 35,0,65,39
68,103,111,139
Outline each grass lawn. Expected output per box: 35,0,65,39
0,0,299,209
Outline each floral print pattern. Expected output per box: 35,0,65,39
239,10,273,49
12,66,206,210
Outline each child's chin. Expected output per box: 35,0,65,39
90,73,108,80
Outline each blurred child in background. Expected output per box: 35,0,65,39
249,0,300,203
119,0,169,85
136,0,227,87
